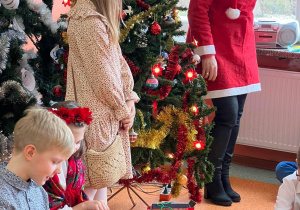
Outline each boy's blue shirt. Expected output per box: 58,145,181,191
0,165,49,210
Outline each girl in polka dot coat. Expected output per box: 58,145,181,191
66,0,139,203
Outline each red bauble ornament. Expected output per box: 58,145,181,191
146,75,159,89
122,12,127,20
53,85,64,97
150,21,161,35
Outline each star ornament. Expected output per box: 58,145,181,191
62,0,71,6
193,140,205,150
151,63,163,77
184,69,197,81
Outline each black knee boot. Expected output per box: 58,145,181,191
204,95,247,206
204,126,232,206
222,160,241,202
204,170,232,206
220,94,246,202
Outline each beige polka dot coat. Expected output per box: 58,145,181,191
65,0,139,187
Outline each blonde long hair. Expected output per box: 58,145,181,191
90,0,122,44
71,0,122,44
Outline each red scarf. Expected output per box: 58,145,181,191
43,156,88,210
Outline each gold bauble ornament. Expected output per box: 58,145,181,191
141,165,151,174
177,174,187,185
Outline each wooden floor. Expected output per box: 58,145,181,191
107,176,279,210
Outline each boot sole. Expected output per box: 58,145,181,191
231,197,241,202
204,195,232,206
211,199,232,206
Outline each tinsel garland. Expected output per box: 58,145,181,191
131,106,197,150
136,109,145,129
175,125,189,160
26,0,67,33
135,0,151,10
181,48,194,62
182,90,206,150
123,55,141,77
19,49,37,72
0,30,26,73
193,119,206,142
119,156,182,187
120,121,202,200
187,159,202,203
0,34,10,73
131,106,173,149
171,180,182,198
145,46,180,100
182,90,190,111
145,85,172,100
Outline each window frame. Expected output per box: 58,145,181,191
297,0,300,22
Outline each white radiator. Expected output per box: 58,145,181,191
237,68,300,153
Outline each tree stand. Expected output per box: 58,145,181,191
108,184,150,209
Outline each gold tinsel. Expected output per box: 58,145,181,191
131,106,198,150
136,109,145,129
171,179,182,198
61,31,68,44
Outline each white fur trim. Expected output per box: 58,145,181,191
225,7,240,19
1,0,19,10
203,83,261,99
194,45,216,56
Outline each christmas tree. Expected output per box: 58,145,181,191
0,0,66,159
53,0,215,203
118,0,215,203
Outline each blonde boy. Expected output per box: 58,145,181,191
0,108,75,209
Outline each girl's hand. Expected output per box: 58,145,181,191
72,200,109,210
202,56,218,81
120,100,135,132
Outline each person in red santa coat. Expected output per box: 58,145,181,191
187,0,261,206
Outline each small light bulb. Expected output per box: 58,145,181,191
188,72,193,78
192,106,198,112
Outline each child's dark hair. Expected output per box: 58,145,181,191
50,101,86,160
